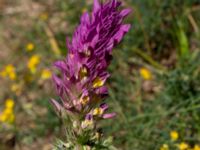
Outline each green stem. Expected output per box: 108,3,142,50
132,47,167,71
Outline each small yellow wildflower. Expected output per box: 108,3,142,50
41,69,52,80
40,12,48,21
26,43,35,51
1,64,17,80
178,142,189,150
160,144,169,150
9,72,16,80
3,108,13,116
3,108,15,123
93,77,104,88
139,67,152,80
194,145,200,150
0,99,15,124
5,64,15,73
5,99,15,109
27,55,40,74
170,130,179,141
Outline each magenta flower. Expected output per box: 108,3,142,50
52,0,131,121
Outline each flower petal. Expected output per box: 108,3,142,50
102,113,116,119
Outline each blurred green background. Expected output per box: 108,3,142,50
0,0,200,149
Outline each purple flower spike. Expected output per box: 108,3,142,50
52,0,131,120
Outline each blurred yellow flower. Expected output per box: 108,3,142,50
27,55,40,74
5,64,15,73
9,72,16,80
26,43,35,51
0,99,15,124
5,99,15,109
139,67,152,80
11,83,22,95
194,145,200,150
40,13,48,21
4,107,13,116
0,64,16,80
170,130,179,141
41,69,52,80
178,142,189,150
160,144,169,150
3,108,15,123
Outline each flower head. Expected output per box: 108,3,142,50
51,0,131,146
170,130,179,141
52,0,131,118
27,55,40,74
0,64,16,80
26,43,35,51
41,69,52,80
139,67,152,80
5,99,15,109
194,145,200,150
178,142,189,150
0,99,15,124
